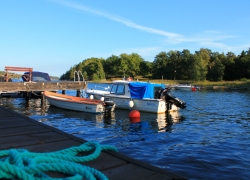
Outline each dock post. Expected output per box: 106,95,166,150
62,90,65,94
76,89,80,97
24,91,30,101
41,92,45,106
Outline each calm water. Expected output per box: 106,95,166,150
1,83,250,180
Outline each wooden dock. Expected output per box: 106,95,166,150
0,106,186,179
0,81,86,92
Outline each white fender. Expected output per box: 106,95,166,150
129,100,134,108
100,97,104,101
89,95,94,99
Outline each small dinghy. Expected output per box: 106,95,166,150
44,91,115,114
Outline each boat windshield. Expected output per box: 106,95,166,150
110,84,125,95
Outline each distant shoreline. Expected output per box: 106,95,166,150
89,79,250,89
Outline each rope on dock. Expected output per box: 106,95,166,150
25,83,40,97
0,141,118,180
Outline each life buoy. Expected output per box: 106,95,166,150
22,74,30,82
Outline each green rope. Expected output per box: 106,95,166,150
0,141,118,180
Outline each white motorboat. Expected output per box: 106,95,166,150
174,84,199,91
44,91,115,114
85,80,186,113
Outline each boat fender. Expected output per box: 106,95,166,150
89,95,94,99
129,100,134,108
100,97,104,101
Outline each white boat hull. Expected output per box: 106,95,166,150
175,86,192,91
92,94,178,113
44,91,105,113
174,84,197,91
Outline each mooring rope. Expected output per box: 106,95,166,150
25,83,40,97
0,141,118,180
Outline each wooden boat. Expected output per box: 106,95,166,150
86,80,186,113
44,91,115,114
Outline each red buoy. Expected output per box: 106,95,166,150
129,110,140,123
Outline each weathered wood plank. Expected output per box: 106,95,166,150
0,132,71,149
0,119,38,128
20,139,83,152
0,125,51,137
0,81,86,91
102,163,156,180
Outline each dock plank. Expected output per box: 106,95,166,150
0,125,50,137
0,106,186,179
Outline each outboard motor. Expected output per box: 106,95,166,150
161,88,186,109
103,98,116,116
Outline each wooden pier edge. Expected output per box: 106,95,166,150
0,106,186,180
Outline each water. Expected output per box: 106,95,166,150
1,83,250,180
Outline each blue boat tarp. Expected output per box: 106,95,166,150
128,82,165,99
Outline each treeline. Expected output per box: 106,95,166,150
60,48,250,81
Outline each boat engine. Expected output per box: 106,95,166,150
103,98,116,115
161,88,186,109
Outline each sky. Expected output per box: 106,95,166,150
1,0,250,77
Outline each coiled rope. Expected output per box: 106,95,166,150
0,141,118,180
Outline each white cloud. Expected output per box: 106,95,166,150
53,0,249,55
53,0,182,39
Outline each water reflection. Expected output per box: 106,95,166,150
0,96,184,135
47,105,184,133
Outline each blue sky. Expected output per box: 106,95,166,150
1,0,250,77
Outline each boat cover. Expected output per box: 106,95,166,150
22,71,51,82
128,82,165,99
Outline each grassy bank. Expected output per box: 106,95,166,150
148,79,250,88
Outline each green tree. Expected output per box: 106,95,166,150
140,61,152,76
104,55,120,78
78,58,106,80
193,48,211,81
206,54,225,81
152,52,168,79
234,50,250,80
122,53,143,78
181,50,197,80
219,52,236,80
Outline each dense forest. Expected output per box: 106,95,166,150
60,48,250,82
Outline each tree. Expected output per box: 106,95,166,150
140,61,152,76
104,55,120,78
121,53,143,78
206,54,225,81
152,52,168,79
193,48,211,81
78,58,106,80
219,52,236,80
234,50,250,80
175,50,196,80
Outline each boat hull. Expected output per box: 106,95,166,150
44,91,105,113
174,85,192,91
91,94,178,113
